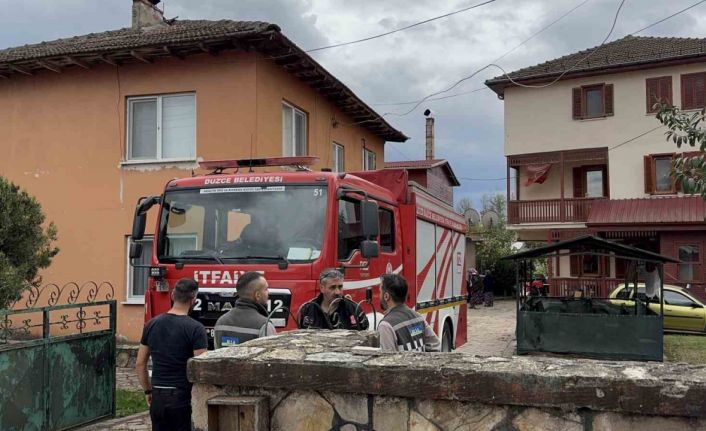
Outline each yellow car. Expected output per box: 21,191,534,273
609,284,706,332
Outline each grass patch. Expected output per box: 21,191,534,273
664,334,706,364
116,389,148,418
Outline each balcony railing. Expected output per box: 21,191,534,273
507,197,605,224
548,277,621,298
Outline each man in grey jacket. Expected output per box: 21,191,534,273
214,271,276,348
377,274,440,352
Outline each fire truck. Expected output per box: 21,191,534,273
130,157,468,350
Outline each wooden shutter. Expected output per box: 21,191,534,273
573,167,585,198
660,76,673,106
643,155,654,194
681,73,706,110
645,78,660,113
572,87,582,119
603,84,614,116
696,74,706,109
601,165,609,198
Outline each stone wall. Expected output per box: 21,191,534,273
187,331,706,431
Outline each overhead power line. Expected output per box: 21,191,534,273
374,0,592,109
458,124,668,182
631,0,706,35
489,0,627,91
383,0,705,119
304,0,496,53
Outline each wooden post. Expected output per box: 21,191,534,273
560,152,565,222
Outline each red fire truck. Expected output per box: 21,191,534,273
130,157,467,350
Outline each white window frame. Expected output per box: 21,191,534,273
363,148,376,170
125,235,153,304
332,142,345,172
125,93,197,164
282,101,308,157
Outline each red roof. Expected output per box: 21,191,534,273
384,159,460,186
384,159,446,169
587,197,706,226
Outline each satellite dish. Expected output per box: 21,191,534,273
463,208,481,226
481,210,500,229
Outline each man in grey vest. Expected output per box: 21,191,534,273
377,274,440,352
214,271,276,348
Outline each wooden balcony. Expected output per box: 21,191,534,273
508,197,605,224
548,277,620,298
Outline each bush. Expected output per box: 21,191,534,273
0,177,58,308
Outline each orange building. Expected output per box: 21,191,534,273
0,0,406,341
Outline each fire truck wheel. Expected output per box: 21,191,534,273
441,321,453,352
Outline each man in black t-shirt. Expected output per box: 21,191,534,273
136,278,207,431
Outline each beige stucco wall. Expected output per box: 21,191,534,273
0,51,385,341
505,62,706,200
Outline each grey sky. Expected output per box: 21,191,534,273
2,0,705,208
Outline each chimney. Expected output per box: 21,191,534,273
132,0,166,29
424,109,435,160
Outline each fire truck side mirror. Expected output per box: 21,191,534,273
360,240,380,259
129,242,143,259
361,200,380,239
131,195,161,241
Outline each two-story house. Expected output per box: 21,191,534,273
486,36,706,302
0,0,406,341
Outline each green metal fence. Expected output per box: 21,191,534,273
0,283,116,430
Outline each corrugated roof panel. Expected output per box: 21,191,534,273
587,196,706,225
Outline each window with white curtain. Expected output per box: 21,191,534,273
363,148,376,170
332,143,345,172
282,102,307,156
127,93,196,161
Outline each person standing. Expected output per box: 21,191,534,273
483,270,494,307
298,268,369,330
214,271,276,348
136,278,208,431
377,274,440,352
467,268,483,309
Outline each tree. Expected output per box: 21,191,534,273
0,177,59,308
655,103,706,196
481,193,507,225
475,193,516,295
455,197,473,215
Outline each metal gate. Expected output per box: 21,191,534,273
0,282,116,430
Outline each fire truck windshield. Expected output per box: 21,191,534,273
157,184,327,264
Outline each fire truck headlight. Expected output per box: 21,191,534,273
149,266,166,279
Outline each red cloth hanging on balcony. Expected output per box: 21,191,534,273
524,163,552,186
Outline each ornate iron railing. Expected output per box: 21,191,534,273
1,281,115,345
0,282,117,429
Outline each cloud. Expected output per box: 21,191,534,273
1,0,705,211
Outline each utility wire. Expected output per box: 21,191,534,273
457,124,668,181
373,87,489,107
490,0,706,90
631,0,706,35
372,0,591,107
382,0,704,118
305,0,496,53
488,0,626,91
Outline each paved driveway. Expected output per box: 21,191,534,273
456,299,516,357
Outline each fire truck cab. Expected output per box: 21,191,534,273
130,157,467,350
